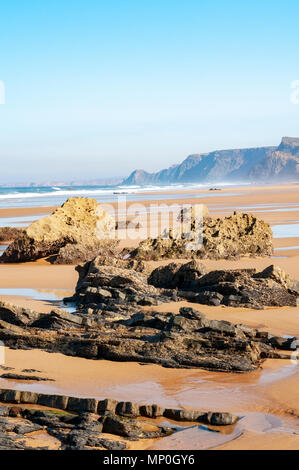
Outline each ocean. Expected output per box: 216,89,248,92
0,183,246,209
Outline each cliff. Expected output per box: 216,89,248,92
122,137,299,185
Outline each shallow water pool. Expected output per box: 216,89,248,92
0,287,76,313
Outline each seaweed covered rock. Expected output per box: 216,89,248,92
0,198,116,264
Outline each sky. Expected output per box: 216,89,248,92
0,0,298,184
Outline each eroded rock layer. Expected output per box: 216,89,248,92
129,212,273,260
0,388,238,450
0,302,293,372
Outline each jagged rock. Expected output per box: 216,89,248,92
0,227,23,242
50,242,114,265
0,390,21,403
64,429,126,450
0,301,41,326
148,260,206,290
149,262,298,308
129,212,273,260
19,391,38,404
269,336,296,350
254,264,299,293
101,414,143,438
0,197,117,264
32,308,83,329
68,260,169,314
0,300,284,372
0,320,25,334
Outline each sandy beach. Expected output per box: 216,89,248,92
0,183,299,450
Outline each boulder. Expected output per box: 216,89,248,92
67,397,98,414
139,404,165,418
19,391,39,404
0,389,21,403
163,408,206,421
149,260,206,290
0,197,117,264
37,394,69,410
115,401,140,417
101,414,143,438
205,412,238,426
97,398,118,414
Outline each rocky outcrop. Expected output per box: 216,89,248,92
68,256,296,315
0,302,288,372
148,260,207,289
129,212,273,260
0,388,238,450
0,301,41,326
68,256,169,315
149,262,298,308
0,198,117,264
122,136,299,185
0,227,23,242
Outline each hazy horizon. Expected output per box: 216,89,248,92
0,0,298,184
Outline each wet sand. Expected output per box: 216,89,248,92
2,349,299,450
0,262,77,289
0,349,298,418
0,183,299,449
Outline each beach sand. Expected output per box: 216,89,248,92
0,183,299,450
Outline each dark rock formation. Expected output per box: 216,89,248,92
68,257,169,315
129,212,273,260
0,387,240,450
0,373,54,381
0,227,23,242
0,301,287,372
148,262,298,308
0,301,41,326
122,137,299,185
148,260,207,289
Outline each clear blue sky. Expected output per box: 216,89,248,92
0,0,298,183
